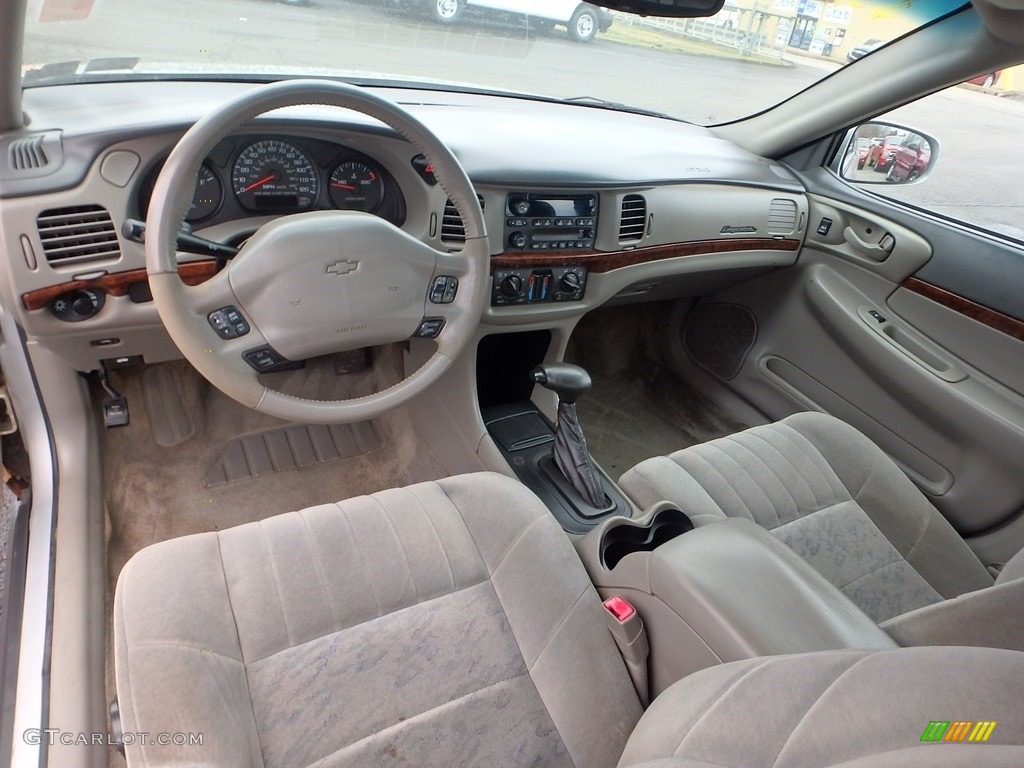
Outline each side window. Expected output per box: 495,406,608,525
839,70,1024,243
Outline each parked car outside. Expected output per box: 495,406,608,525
867,134,904,171
846,38,884,61
968,70,1001,87
403,0,613,42
886,134,932,182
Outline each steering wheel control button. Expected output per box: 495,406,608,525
414,317,446,338
429,275,459,304
207,306,251,340
243,345,286,372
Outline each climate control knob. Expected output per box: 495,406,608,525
508,231,527,250
500,274,523,298
559,272,582,293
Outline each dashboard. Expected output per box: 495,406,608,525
0,81,809,372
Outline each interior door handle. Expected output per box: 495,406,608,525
844,227,895,261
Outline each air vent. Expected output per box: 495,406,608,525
440,195,484,248
9,136,48,171
0,131,63,182
619,195,647,242
767,198,798,235
36,205,121,266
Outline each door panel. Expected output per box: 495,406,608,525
686,166,1024,544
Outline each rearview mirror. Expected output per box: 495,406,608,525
602,0,726,18
838,122,938,186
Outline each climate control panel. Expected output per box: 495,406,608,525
491,266,587,306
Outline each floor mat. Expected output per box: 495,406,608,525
203,421,382,486
576,365,750,480
566,302,751,481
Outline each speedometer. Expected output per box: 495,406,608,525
231,139,319,212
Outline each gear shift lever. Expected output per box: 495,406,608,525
531,363,606,508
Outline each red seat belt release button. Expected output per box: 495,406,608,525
602,594,649,706
603,595,636,623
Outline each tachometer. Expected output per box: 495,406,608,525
231,139,319,212
328,159,384,212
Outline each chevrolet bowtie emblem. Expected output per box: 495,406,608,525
326,260,359,276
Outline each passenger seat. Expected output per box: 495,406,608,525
619,412,1021,625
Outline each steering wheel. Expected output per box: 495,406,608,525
146,80,488,424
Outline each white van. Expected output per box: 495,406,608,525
411,0,614,42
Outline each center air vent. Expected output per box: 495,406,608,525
440,195,484,248
767,198,798,235
619,194,647,242
36,205,121,266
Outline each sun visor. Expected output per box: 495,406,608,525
973,0,1024,43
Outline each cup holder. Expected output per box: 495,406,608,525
599,508,694,570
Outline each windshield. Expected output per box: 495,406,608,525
22,0,966,125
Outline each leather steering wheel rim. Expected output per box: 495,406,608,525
145,80,488,424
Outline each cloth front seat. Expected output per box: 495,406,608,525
114,473,644,767
619,411,1001,623
114,471,1024,767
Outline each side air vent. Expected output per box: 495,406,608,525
9,136,48,171
1,131,63,182
440,195,484,248
619,194,647,242
767,198,798,235
37,205,121,266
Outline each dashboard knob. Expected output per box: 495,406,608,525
500,274,523,298
72,294,95,316
509,231,527,249
559,272,581,293
511,198,531,216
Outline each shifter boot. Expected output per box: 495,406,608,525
553,400,606,507
532,363,606,507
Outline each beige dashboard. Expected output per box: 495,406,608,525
0,81,809,371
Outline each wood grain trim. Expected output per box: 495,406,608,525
489,237,801,274
901,276,1024,343
22,260,222,311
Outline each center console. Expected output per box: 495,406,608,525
491,192,596,307
577,511,897,697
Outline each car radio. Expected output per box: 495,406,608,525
503,193,598,252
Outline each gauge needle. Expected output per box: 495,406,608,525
331,182,356,191
242,173,276,193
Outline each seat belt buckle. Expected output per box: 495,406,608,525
602,595,650,706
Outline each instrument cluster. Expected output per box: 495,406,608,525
138,134,406,229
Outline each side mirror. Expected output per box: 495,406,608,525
837,122,939,186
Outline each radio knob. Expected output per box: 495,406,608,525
500,274,523,298
509,232,527,249
559,272,582,293
511,198,531,216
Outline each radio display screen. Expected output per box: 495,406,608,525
507,194,597,218
504,192,599,252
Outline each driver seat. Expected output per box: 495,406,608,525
114,472,1024,766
